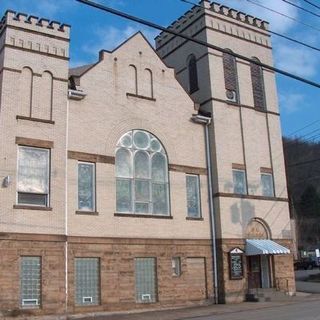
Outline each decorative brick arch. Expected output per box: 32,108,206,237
245,218,271,239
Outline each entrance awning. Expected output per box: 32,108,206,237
246,239,290,256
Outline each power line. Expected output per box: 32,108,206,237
245,0,320,32
301,0,320,11
287,119,320,136
281,0,320,19
76,0,320,89
181,0,320,53
288,157,320,167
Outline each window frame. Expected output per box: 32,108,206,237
186,174,202,218
261,173,275,197
187,54,199,94
134,257,158,303
250,57,266,109
74,257,101,306
17,146,50,207
77,161,96,212
20,256,42,309
232,169,247,195
172,257,182,277
115,130,170,216
223,50,239,103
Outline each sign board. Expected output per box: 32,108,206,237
229,248,244,280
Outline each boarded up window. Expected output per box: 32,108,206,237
251,58,266,109
223,51,238,102
188,54,199,93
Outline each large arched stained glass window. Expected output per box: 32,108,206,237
116,130,169,215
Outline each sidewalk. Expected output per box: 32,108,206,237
69,293,320,320
6,293,319,320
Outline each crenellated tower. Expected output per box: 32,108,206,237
156,0,294,303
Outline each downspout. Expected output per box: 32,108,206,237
191,113,219,304
65,97,70,314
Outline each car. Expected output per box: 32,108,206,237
294,257,317,270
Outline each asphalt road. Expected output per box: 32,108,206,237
295,269,320,293
183,299,320,320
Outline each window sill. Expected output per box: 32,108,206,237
115,213,173,219
126,93,156,101
16,115,55,124
13,205,52,211
186,216,203,221
75,210,99,215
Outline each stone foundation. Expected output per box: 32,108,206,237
0,233,213,317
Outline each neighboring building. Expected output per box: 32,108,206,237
156,0,294,303
0,0,294,318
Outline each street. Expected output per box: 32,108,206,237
183,300,320,320
74,270,320,320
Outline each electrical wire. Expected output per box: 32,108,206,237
281,0,320,19
181,0,320,53
287,119,320,136
301,0,320,11
75,0,320,89
245,0,320,32
288,157,320,167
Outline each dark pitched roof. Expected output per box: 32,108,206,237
69,63,95,77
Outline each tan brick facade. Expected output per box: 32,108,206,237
156,0,295,304
0,1,295,317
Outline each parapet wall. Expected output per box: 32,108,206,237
156,0,269,50
0,10,70,60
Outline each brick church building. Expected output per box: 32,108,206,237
0,0,294,317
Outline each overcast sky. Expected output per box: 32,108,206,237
1,0,319,139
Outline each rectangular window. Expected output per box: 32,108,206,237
78,162,95,211
75,258,100,306
135,258,157,303
172,257,181,277
186,174,201,218
233,169,247,195
17,146,50,206
261,173,274,197
20,256,41,308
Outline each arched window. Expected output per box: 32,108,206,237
129,64,138,95
250,57,266,109
187,54,199,94
144,68,154,98
223,50,239,102
116,130,169,215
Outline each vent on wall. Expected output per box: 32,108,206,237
82,296,93,303
22,299,38,307
141,294,151,302
226,90,237,102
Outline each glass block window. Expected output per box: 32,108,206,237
135,258,157,303
186,174,201,218
172,257,181,277
233,169,247,195
78,162,95,211
17,146,50,206
261,173,274,197
75,258,100,306
20,256,41,308
116,130,169,215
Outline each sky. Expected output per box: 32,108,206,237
0,0,319,139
